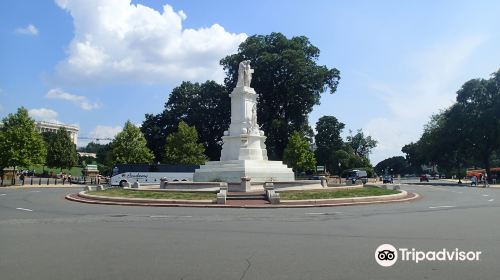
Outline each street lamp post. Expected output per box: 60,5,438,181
338,162,341,184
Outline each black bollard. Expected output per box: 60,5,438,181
39,177,41,185
31,177,33,185
46,178,49,185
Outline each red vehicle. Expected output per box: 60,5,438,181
419,174,430,182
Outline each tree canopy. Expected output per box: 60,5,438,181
163,121,208,165
346,129,378,158
0,107,46,170
142,81,229,161
44,128,78,171
314,116,345,173
402,69,500,180
374,156,410,175
283,131,316,173
111,121,154,164
220,32,340,159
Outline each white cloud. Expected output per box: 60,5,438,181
363,35,486,165
78,125,122,147
54,0,247,85
28,108,59,123
45,88,101,110
15,24,39,36
90,125,122,140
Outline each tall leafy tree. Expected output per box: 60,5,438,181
374,156,409,175
163,121,207,165
142,81,230,161
337,143,374,176
314,116,345,173
0,107,46,172
111,121,154,164
346,129,378,158
44,128,78,171
454,71,500,178
283,131,316,173
402,69,500,180
220,32,340,160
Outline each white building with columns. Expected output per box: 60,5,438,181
35,121,79,146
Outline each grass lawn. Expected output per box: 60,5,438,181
279,185,400,200
32,165,83,177
88,188,216,200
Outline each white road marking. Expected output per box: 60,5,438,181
305,213,326,215
429,205,455,209
0,194,6,196
149,215,192,218
16,208,33,212
482,194,489,197
488,199,494,202
30,190,40,193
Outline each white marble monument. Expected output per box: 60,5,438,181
193,61,295,184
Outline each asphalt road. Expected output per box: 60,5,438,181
0,181,499,280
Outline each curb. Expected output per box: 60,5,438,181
1,185,82,189
280,190,408,205
78,191,214,204
65,190,420,209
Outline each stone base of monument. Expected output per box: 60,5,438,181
193,159,295,185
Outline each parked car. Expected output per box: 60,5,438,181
420,174,430,182
382,175,393,184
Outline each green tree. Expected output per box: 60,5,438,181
454,71,500,179
163,121,207,165
346,129,378,158
339,144,374,176
79,141,106,153
110,121,154,164
0,107,46,172
283,131,316,173
374,156,409,175
44,128,78,171
402,69,500,181
95,142,113,175
220,32,340,160
142,81,230,161
314,116,345,173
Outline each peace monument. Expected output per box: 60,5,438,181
193,61,295,183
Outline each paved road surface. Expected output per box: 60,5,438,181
0,183,499,280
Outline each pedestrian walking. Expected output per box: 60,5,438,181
470,175,477,187
492,174,497,184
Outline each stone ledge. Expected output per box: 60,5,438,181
66,191,419,208
281,190,408,204
78,191,214,204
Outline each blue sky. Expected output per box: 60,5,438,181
1,0,499,164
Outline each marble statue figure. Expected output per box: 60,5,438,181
236,60,254,87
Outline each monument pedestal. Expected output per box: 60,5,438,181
193,61,295,188
193,160,295,183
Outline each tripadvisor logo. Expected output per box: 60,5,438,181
375,244,398,267
375,244,482,267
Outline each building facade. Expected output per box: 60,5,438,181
35,121,79,146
